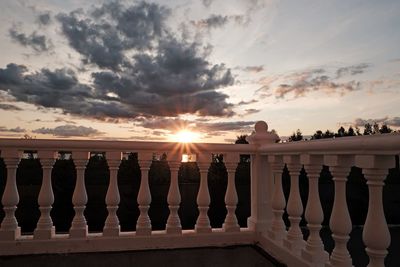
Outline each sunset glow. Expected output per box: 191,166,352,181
173,130,200,143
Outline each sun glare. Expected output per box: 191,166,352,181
174,130,200,143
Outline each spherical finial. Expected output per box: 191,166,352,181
255,121,268,133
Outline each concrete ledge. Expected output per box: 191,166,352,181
257,233,310,267
0,229,255,256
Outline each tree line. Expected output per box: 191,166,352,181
288,122,396,142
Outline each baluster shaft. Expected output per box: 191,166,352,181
195,161,211,233
362,168,390,267
268,160,286,243
302,162,329,265
283,162,305,255
326,166,352,267
34,152,57,239
70,156,89,238
166,161,182,234
136,160,152,235
104,156,121,236
223,162,239,232
0,151,21,240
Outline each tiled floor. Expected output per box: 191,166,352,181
0,245,284,267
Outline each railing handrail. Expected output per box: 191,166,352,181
0,138,256,154
259,133,400,155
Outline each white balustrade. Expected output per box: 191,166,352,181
0,122,399,267
136,152,153,235
70,151,90,238
283,155,306,255
34,151,57,239
357,155,393,267
223,153,240,232
268,155,286,243
0,149,21,240
325,155,353,267
103,151,122,236
166,157,182,234
301,155,329,266
195,153,211,233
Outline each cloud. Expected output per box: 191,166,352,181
237,99,258,105
354,117,400,127
37,12,51,25
9,27,52,52
257,67,362,99
190,14,246,31
56,1,169,70
336,63,369,78
32,125,103,137
201,0,214,8
0,126,26,133
242,65,264,73
1,2,236,120
0,103,22,111
243,108,260,115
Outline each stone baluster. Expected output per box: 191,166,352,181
195,153,211,233
136,152,153,235
267,155,286,243
223,153,240,232
103,151,122,237
70,151,90,238
283,155,306,255
0,149,22,240
356,155,393,267
301,155,329,266
166,155,182,234
34,151,57,239
325,155,354,267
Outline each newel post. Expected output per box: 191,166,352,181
246,121,279,233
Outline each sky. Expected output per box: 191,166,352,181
0,0,399,143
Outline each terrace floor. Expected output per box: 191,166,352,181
0,245,284,267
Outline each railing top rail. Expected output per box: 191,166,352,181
0,138,256,154
259,133,400,155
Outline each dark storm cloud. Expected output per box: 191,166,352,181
0,103,22,111
336,63,369,78
56,1,169,70
0,126,26,133
9,28,51,52
32,125,103,137
1,2,235,120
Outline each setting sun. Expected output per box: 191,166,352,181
173,130,200,143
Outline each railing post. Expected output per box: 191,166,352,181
301,154,329,266
70,151,90,238
34,151,57,239
136,152,153,235
267,155,286,243
325,155,354,267
356,155,393,267
195,153,211,233
166,153,182,234
0,149,22,240
103,151,122,237
223,153,240,232
246,121,279,233
283,155,306,255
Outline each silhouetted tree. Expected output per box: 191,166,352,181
288,129,303,142
324,130,335,138
348,126,356,136
363,123,373,135
336,126,346,137
311,130,323,140
235,135,248,144
379,124,393,134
